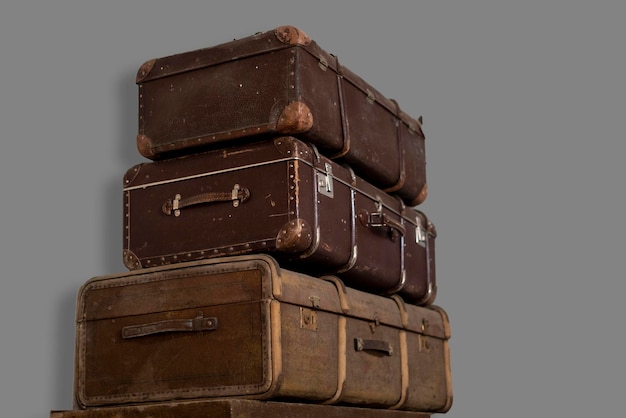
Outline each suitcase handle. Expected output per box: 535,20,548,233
162,184,250,216
358,210,405,239
121,314,218,339
354,338,394,356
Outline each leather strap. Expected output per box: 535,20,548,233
122,315,218,339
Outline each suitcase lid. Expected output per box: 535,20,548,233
123,136,426,231
135,26,318,83
123,135,323,188
77,254,448,340
135,25,424,136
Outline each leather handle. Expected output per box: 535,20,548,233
358,210,405,239
122,315,218,339
354,338,394,356
162,184,250,216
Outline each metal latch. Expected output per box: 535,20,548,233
317,162,334,198
415,216,427,247
318,56,328,71
300,307,318,331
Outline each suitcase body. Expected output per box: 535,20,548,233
54,399,431,418
136,25,427,206
74,255,452,412
123,136,436,304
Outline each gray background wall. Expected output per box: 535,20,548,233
1,1,624,417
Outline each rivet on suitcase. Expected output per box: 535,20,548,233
135,25,427,206
74,254,452,412
123,136,437,305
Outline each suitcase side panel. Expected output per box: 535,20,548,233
336,75,402,188
124,159,296,269
137,47,292,158
123,138,355,272
75,262,279,408
78,302,269,404
403,305,453,412
392,121,427,205
137,46,345,160
273,299,341,400
75,256,346,407
278,271,451,411
399,210,437,305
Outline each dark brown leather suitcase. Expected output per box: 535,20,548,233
74,255,452,412
123,136,436,305
53,399,432,418
136,25,427,206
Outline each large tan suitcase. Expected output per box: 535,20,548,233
74,255,452,412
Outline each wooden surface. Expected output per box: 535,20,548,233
51,398,432,417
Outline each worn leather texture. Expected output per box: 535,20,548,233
74,255,452,412
122,137,436,304
135,26,427,206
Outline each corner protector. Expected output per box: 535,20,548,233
273,101,314,134
136,133,157,160
274,25,312,46
275,218,313,253
123,250,142,270
123,163,142,187
136,58,157,83
410,183,428,206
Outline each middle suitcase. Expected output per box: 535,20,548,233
123,136,436,305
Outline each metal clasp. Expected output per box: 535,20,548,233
317,162,334,198
415,215,427,247
231,184,241,207
171,194,182,217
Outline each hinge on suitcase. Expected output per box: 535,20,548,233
318,56,329,71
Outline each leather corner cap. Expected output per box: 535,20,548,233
136,134,157,159
274,101,314,134
274,25,312,45
275,218,314,253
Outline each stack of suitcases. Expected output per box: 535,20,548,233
51,26,452,418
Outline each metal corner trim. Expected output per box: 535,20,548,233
122,249,142,270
